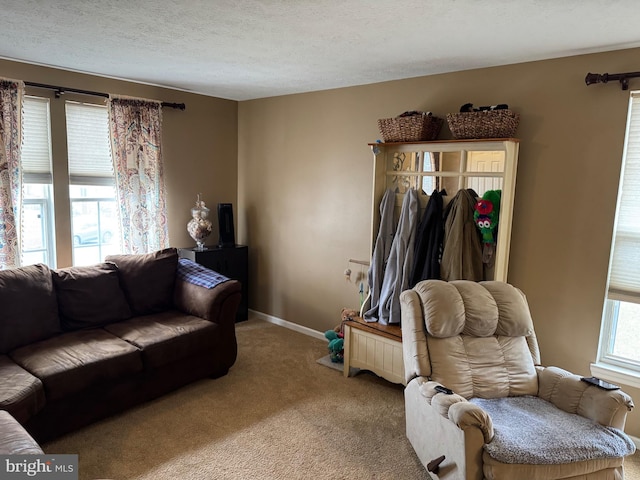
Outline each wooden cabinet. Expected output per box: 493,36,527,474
178,246,248,322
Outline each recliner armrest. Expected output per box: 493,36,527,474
417,379,494,443
448,401,494,444
537,365,634,429
400,289,431,384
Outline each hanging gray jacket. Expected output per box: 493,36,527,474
377,187,418,325
364,188,395,323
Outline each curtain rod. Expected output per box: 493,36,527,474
585,71,640,91
24,81,186,110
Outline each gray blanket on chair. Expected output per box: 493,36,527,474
470,396,636,464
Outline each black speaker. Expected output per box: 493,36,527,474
217,203,236,247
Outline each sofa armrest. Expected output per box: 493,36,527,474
537,365,634,429
0,410,43,455
173,278,242,325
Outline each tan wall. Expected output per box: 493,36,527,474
0,58,238,261
238,47,640,435
4,50,640,435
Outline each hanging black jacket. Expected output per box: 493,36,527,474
410,189,446,287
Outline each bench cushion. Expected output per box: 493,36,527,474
105,310,218,368
10,329,143,401
0,355,45,424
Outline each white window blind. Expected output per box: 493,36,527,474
21,96,53,183
65,101,114,186
608,91,640,302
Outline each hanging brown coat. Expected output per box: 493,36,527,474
440,188,483,281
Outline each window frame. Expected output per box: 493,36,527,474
593,90,640,388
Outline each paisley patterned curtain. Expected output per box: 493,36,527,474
108,96,169,254
0,79,24,269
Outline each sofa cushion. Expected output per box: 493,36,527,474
10,329,143,402
106,248,178,315
0,263,60,354
52,262,132,330
105,310,218,368
0,355,46,424
0,410,43,455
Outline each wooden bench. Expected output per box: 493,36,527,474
342,316,405,385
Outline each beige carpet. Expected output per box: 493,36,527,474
43,319,428,479
43,318,640,480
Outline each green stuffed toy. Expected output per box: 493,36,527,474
474,190,501,264
324,330,344,363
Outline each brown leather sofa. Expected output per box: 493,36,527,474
0,410,43,454
0,247,241,444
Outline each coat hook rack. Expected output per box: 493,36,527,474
585,71,640,90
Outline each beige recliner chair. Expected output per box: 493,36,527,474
400,280,636,480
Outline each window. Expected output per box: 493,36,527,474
596,91,640,384
21,95,122,267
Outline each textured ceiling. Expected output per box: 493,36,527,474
2,0,640,101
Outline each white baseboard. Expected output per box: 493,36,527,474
248,309,326,341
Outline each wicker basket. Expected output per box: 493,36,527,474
378,113,443,142
446,110,520,139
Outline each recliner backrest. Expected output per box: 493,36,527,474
411,280,540,399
